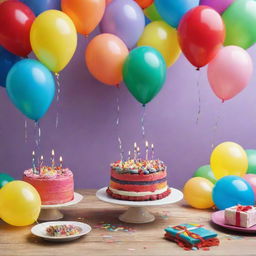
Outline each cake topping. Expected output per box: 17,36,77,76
24,167,72,179
111,159,166,174
46,224,81,237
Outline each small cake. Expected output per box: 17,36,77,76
224,205,256,228
107,159,171,201
46,224,81,237
23,166,74,205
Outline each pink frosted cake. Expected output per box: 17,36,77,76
224,205,256,228
23,166,74,205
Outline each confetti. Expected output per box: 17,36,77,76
94,223,136,233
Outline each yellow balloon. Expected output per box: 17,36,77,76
137,21,181,67
210,142,248,180
184,177,214,209
30,10,77,73
0,181,41,226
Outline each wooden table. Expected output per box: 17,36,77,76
0,189,255,256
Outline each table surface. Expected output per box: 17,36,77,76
0,189,255,256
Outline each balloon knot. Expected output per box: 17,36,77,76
142,104,146,107
115,84,120,88
196,67,200,71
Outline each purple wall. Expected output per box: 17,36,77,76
1,33,256,189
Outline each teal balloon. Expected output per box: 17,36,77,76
0,173,14,189
193,165,217,184
6,59,55,121
246,149,256,174
123,46,166,105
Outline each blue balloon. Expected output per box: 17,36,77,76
20,0,60,16
212,175,255,210
6,59,55,121
155,0,199,28
0,47,22,88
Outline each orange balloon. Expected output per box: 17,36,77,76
61,0,105,35
85,33,129,86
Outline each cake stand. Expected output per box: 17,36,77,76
39,192,83,221
96,187,183,224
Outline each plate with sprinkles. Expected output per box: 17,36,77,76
31,221,91,242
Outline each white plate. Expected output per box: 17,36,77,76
41,192,83,209
96,187,183,207
31,221,91,242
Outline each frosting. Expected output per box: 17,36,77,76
111,159,166,174
108,186,169,196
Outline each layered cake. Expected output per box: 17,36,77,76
107,159,171,201
23,166,74,205
225,205,256,228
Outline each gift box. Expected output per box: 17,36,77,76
164,223,219,250
225,205,256,228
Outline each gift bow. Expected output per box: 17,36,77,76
236,205,252,212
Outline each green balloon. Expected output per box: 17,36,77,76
0,173,14,189
193,165,217,184
245,149,256,174
123,46,166,105
222,0,256,49
144,4,162,22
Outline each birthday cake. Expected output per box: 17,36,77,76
107,159,171,201
23,166,74,205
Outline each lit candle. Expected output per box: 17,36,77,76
59,156,63,168
32,150,36,173
145,140,149,161
134,142,137,160
151,144,154,160
40,155,44,174
128,151,131,161
137,146,140,160
51,149,55,168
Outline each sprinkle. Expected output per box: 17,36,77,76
94,223,136,233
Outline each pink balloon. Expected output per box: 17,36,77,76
200,0,235,14
243,174,256,199
207,46,253,102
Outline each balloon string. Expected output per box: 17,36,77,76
141,105,147,143
34,121,41,173
55,73,61,129
211,102,224,149
24,119,28,143
116,87,124,162
196,70,202,125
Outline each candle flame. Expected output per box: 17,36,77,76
134,142,137,149
32,151,35,156
145,140,148,147
128,151,131,156
60,156,63,162
51,149,55,156
137,147,140,152
151,144,154,149
40,155,44,160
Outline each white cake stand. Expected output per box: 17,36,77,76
96,187,183,224
39,192,83,221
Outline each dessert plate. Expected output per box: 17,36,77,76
31,221,91,242
212,210,256,233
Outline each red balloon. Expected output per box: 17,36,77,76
178,6,225,68
134,0,153,9
0,0,35,57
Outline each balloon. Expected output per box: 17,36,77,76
210,142,248,180
30,10,77,73
61,0,105,35
223,0,256,49
85,34,129,86
6,59,55,121
212,175,254,210
20,0,61,16
0,173,14,189
0,0,35,57
155,0,199,28
193,165,217,184
207,46,253,102
144,3,162,21
178,6,225,68
106,0,112,4
134,0,153,9
246,150,256,174
0,47,22,87
137,21,181,67
183,177,214,209
0,181,41,226
200,0,234,14
100,0,145,49
123,46,166,105
243,174,256,199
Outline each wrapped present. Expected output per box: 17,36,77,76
225,205,256,228
164,224,219,250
